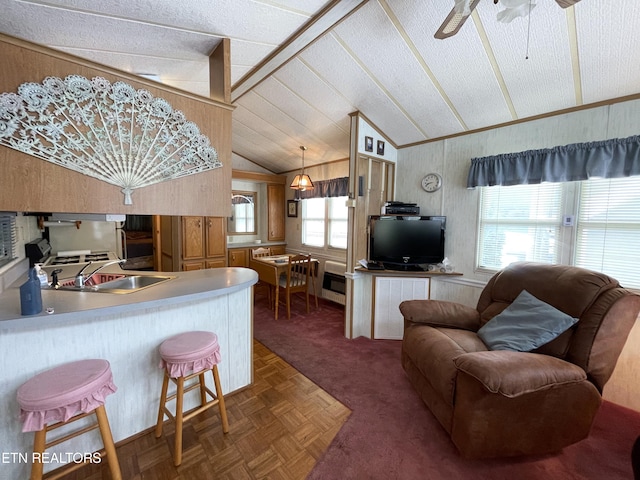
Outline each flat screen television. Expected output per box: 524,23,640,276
368,215,446,271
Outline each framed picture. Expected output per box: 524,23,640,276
365,136,373,152
377,140,385,156
287,200,298,217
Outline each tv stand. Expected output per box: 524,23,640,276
353,268,462,340
382,263,425,272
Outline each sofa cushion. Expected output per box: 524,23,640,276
454,350,588,397
477,290,578,352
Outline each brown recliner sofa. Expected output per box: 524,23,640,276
400,261,640,459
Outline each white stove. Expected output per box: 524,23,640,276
43,251,120,267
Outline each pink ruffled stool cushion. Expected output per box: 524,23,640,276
17,359,117,433
159,331,222,378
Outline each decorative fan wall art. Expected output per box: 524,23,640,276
0,75,222,204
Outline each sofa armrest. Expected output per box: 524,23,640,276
453,351,588,398
399,300,481,331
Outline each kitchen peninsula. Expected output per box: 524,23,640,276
0,264,257,478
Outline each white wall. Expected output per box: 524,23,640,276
397,98,640,411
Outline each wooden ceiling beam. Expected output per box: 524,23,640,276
231,0,368,102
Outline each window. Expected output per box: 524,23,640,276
477,177,640,289
0,215,17,269
477,184,564,269
575,177,640,286
301,196,348,249
302,198,325,247
328,197,348,249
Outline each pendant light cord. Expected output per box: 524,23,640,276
525,0,533,59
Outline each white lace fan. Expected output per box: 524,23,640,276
0,75,222,205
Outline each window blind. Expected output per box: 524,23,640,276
575,177,640,289
478,184,564,270
302,198,325,247
0,215,17,268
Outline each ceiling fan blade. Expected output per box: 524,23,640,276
555,0,581,7
434,0,481,39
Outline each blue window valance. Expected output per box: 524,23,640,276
294,176,363,199
467,135,640,188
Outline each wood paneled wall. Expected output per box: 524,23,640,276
0,33,233,217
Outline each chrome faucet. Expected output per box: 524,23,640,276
74,259,125,287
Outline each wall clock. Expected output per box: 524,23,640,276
421,173,442,192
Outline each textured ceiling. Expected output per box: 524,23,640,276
1,0,639,173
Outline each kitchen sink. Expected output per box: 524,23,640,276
55,274,175,294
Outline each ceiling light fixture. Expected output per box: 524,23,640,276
290,146,314,191
435,0,480,39
436,0,580,40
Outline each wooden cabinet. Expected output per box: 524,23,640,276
159,215,227,271
182,216,205,260
228,244,286,268
267,184,285,241
205,216,226,259
228,248,248,267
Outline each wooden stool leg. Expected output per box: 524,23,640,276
174,376,185,466
155,371,170,438
211,365,229,433
199,372,207,406
95,405,122,480
30,428,46,480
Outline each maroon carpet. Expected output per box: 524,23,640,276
253,293,640,479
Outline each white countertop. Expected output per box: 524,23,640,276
0,265,258,331
227,241,286,249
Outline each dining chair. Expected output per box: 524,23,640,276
278,254,312,320
251,247,272,258
251,247,273,306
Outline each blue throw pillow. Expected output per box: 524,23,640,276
477,290,578,352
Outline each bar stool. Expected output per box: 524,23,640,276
155,331,229,466
17,359,121,480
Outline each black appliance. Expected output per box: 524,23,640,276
368,215,446,270
384,202,420,215
24,238,52,267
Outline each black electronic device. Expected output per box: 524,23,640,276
368,215,446,271
366,260,385,270
24,238,51,267
385,204,420,215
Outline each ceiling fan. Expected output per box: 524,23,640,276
434,0,582,39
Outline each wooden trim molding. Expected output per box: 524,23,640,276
0,33,234,111
232,170,287,185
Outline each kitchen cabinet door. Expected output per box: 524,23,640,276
205,216,226,258
267,184,285,241
228,248,248,267
206,258,226,269
182,216,205,260
183,260,205,271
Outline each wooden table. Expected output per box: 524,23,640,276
249,254,319,319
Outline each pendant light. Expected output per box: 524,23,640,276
290,145,314,191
